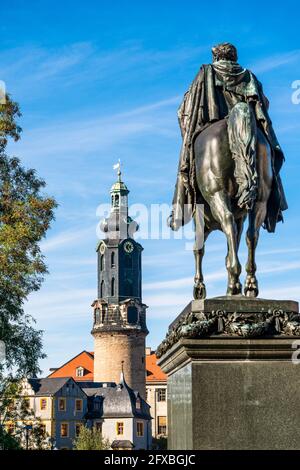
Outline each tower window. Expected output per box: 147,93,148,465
101,307,106,323
100,280,105,298
111,251,115,268
95,308,100,324
127,306,138,324
115,194,119,207
111,277,115,297
100,255,104,271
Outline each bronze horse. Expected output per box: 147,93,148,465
191,102,272,299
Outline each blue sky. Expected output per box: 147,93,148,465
1,0,300,375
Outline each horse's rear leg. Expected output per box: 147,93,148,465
244,202,266,297
209,191,242,295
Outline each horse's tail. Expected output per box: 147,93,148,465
227,102,258,210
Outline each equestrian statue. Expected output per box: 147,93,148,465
168,42,288,299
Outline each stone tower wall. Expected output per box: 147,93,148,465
93,330,146,398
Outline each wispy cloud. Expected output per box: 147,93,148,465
19,118,153,158
26,288,95,320
40,226,95,252
1,42,205,98
12,94,179,160
251,49,300,74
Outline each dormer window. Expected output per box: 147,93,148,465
136,397,141,410
76,366,84,377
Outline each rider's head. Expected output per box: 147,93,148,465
212,43,238,62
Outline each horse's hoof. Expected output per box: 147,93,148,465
244,276,259,297
193,282,206,300
226,281,242,296
167,213,181,231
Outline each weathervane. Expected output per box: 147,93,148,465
113,159,122,182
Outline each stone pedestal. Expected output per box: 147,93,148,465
157,296,300,450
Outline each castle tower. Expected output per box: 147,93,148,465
92,163,148,398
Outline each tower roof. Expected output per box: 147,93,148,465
111,159,129,194
110,180,129,193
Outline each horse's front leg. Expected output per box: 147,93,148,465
193,244,206,300
210,192,242,296
193,209,209,300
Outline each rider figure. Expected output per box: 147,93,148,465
169,42,287,233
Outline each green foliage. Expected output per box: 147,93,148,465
0,95,21,152
73,426,111,451
0,93,57,445
0,380,50,449
152,436,167,450
0,94,57,378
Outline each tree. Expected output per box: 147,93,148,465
73,426,111,450
0,94,56,376
0,94,57,448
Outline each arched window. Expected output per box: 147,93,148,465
101,307,106,324
100,280,105,298
111,251,115,268
111,277,115,296
95,308,100,324
100,255,104,271
115,194,119,207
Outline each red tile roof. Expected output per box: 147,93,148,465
48,350,166,384
146,352,167,382
48,351,94,381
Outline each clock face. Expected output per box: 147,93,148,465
99,243,106,254
124,241,134,253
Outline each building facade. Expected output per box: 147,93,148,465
21,377,88,450
145,348,167,440
49,348,168,441
17,374,151,450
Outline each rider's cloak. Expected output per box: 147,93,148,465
172,60,288,233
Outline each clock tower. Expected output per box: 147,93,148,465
92,164,148,398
